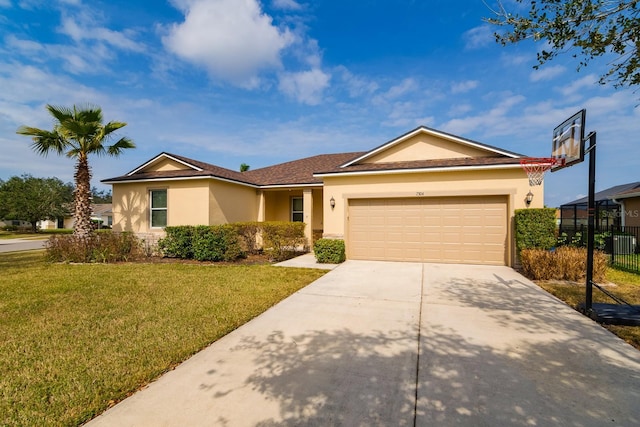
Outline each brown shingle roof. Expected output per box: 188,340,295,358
244,152,365,186
102,152,522,186
315,156,523,175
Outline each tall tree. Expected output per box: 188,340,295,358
0,175,73,233
91,186,112,204
17,105,135,238
486,1,640,88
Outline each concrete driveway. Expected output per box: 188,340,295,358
86,261,640,426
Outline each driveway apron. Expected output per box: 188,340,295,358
86,261,640,426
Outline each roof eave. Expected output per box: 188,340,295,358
102,175,258,188
314,163,524,178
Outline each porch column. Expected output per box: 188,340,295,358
303,188,313,246
257,190,266,222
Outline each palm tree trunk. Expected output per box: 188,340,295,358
73,154,93,238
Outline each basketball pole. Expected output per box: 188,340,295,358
585,131,597,313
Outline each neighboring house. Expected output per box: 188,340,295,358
611,186,640,227
559,182,640,231
38,204,113,230
102,126,539,266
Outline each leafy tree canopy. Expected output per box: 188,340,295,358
91,187,112,204
486,0,640,88
0,175,73,232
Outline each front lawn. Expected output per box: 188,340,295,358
0,251,326,427
537,268,640,350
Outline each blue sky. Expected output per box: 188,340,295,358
0,0,638,208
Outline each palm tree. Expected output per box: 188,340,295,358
17,104,135,238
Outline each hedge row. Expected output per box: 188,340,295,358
520,247,608,282
158,221,307,262
514,208,557,252
46,232,145,263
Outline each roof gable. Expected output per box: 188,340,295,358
342,126,522,167
127,153,203,175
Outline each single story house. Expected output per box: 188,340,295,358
559,182,640,231
38,204,113,230
102,126,540,266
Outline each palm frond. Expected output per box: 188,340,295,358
16,126,67,156
107,137,136,156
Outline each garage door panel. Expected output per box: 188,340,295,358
348,196,507,265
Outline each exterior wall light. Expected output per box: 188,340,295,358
525,191,534,207
330,196,336,210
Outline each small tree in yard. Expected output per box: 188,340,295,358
17,104,135,238
0,175,73,232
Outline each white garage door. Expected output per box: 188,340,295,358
348,196,507,265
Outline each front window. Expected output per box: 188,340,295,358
291,197,303,222
150,189,167,228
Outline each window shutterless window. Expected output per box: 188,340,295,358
291,197,303,222
150,189,167,228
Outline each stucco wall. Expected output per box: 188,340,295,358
112,179,210,233
365,133,492,163
624,197,640,227
208,180,257,224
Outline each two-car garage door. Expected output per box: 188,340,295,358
348,196,507,265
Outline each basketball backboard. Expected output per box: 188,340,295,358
551,109,585,172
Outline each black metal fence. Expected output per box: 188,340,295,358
558,224,640,273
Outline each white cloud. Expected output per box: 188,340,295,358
463,25,493,49
440,93,526,135
530,65,565,82
451,80,478,94
384,78,418,99
0,0,11,7
163,0,294,88
272,0,302,10
336,66,379,98
278,68,330,105
58,16,144,52
560,74,598,97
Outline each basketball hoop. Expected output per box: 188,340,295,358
520,157,558,186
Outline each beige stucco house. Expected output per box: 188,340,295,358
102,126,541,266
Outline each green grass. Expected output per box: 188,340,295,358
0,251,326,426
537,268,640,350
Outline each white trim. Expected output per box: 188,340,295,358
127,153,204,176
314,163,523,178
102,175,258,188
341,127,521,167
611,191,640,200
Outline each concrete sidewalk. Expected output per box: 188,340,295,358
86,261,640,426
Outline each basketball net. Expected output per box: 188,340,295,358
520,158,558,186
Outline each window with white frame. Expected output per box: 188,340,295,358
150,189,167,228
291,197,303,222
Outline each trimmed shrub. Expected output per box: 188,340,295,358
515,208,557,252
158,226,194,258
314,239,346,263
261,221,307,262
192,225,245,262
232,221,261,254
45,232,144,263
520,246,607,282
